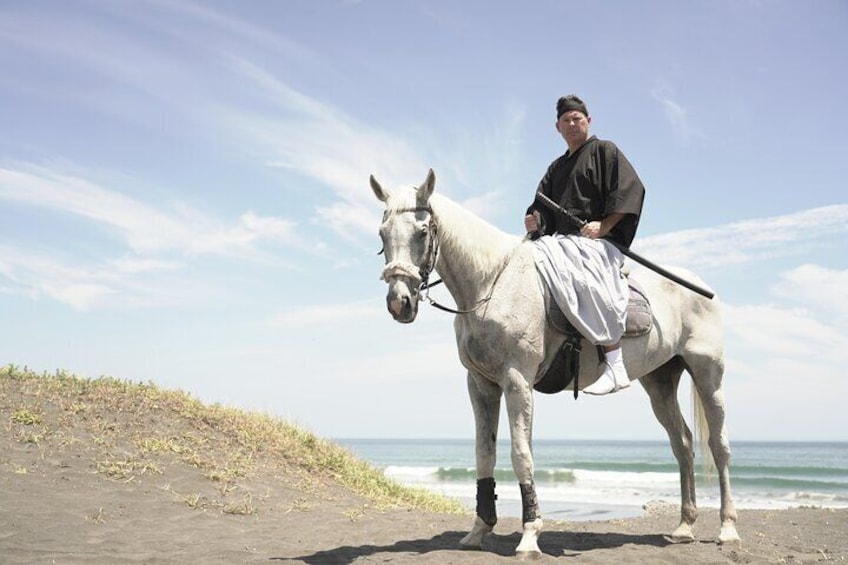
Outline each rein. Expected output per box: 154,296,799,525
421,278,493,315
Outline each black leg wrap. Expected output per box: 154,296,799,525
476,478,497,526
519,482,540,524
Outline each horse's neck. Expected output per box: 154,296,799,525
431,195,519,307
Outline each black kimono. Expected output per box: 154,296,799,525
526,136,645,249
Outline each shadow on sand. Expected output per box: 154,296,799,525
272,529,673,564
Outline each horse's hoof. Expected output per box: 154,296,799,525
516,550,543,561
718,523,741,545
515,517,543,557
669,523,695,543
459,518,492,549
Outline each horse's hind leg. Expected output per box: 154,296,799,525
640,357,698,542
459,371,501,550
685,352,740,544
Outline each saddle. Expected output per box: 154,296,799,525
534,279,652,395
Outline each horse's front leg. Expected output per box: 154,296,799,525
504,369,543,557
459,371,502,550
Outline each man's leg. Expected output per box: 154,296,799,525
582,343,631,396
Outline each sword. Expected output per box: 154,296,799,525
533,191,715,300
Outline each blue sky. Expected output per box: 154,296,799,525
1,1,846,442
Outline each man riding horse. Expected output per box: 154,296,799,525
371,94,738,556
525,94,646,395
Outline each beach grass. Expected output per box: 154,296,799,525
0,364,466,516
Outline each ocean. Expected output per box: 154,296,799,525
336,439,848,522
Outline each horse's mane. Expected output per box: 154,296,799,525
429,193,521,277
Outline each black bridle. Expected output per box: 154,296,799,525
378,205,439,284
379,206,492,315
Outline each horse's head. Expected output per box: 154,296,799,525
370,169,438,323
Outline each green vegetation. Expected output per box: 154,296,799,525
0,364,465,516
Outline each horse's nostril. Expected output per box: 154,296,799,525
389,295,403,317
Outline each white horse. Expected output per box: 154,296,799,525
370,169,739,557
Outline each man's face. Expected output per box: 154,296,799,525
556,110,591,148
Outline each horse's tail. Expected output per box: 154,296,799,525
692,386,716,478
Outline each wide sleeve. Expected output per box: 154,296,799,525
602,144,645,217
600,142,646,248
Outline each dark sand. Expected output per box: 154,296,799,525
3,429,846,564
2,373,845,564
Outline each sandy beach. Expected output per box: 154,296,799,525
2,371,845,564
3,430,846,564
1,454,845,565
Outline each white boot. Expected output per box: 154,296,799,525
582,347,631,396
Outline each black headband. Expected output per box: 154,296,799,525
556,95,589,119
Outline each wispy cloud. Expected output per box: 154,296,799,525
112,257,182,274
0,1,436,308
0,240,262,312
724,301,847,360
0,163,314,310
0,2,451,248
435,101,527,198
215,55,428,237
0,164,301,258
650,83,701,145
723,292,847,400
634,204,848,271
0,1,333,129
771,264,848,321
267,300,385,328
0,244,128,310
719,259,848,394
1,165,196,255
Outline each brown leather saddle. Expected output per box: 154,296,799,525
534,279,652,395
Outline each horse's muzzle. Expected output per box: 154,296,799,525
386,281,418,323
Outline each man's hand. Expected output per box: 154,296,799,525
580,220,603,239
581,212,625,239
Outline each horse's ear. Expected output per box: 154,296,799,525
417,168,435,206
370,174,390,203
